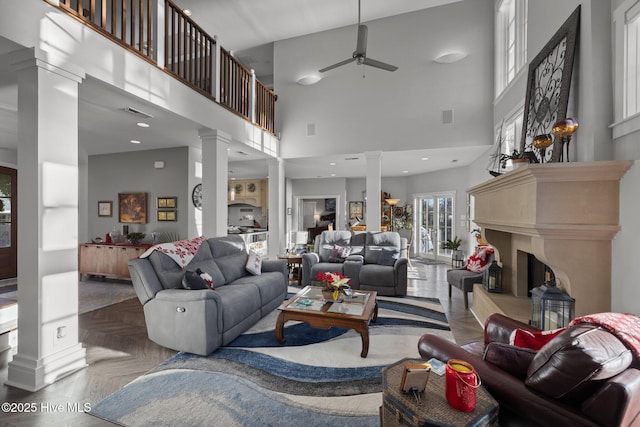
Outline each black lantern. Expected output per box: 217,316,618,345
484,260,503,293
530,270,575,330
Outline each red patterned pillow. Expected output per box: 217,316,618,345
466,246,494,272
510,327,566,351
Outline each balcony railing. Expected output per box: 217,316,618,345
50,0,276,135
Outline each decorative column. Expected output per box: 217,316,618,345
7,48,87,391
267,158,285,258
199,129,231,237
364,151,382,231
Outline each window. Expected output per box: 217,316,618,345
613,0,640,137
498,108,524,156
495,0,528,96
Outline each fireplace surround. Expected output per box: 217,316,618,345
469,161,632,317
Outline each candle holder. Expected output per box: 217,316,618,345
551,118,579,162
532,134,553,163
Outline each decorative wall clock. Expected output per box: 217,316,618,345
520,6,580,163
192,183,202,210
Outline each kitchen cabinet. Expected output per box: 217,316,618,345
79,243,150,280
228,179,268,214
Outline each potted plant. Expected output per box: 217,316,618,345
443,236,464,260
499,147,533,169
315,272,351,301
126,232,146,245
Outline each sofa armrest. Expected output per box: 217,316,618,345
301,252,320,286
581,368,640,427
261,259,288,279
484,313,541,346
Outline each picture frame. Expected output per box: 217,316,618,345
520,6,580,163
400,362,431,393
348,201,364,219
393,206,404,218
118,192,147,224
157,197,177,209
157,210,177,221
98,201,112,217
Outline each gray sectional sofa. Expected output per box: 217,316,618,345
128,235,288,355
301,230,408,296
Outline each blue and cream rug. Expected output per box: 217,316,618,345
89,291,452,427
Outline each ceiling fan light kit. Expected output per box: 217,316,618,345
319,0,398,74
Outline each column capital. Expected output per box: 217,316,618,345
9,47,85,83
198,128,232,144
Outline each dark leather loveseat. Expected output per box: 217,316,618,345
418,313,640,426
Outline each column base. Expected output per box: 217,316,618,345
6,343,87,392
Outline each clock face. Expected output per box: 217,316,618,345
247,183,256,193
192,183,202,210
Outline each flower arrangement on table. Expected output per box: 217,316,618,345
316,272,351,301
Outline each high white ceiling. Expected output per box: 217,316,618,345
0,0,490,180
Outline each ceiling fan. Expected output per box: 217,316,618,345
319,0,398,74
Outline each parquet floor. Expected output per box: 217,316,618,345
0,260,484,426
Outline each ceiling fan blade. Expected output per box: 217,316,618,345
362,57,398,72
319,57,357,73
354,25,368,56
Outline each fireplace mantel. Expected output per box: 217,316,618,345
469,161,633,317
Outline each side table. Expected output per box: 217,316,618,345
277,254,303,286
381,358,498,426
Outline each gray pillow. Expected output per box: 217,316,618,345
377,248,399,266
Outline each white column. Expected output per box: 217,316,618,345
7,48,87,391
199,129,230,237
267,158,285,258
364,151,382,231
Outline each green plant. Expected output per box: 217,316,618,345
442,236,463,251
126,232,146,242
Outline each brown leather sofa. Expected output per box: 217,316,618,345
418,313,640,427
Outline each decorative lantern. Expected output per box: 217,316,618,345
483,260,503,293
530,270,575,330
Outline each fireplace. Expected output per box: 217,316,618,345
469,161,632,317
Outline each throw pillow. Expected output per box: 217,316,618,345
245,250,262,275
182,268,215,290
377,248,400,266
466,246,494,273
509,327,566,351
328,245,351,263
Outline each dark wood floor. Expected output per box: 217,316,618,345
0,259,483,426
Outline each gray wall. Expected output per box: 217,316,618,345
87,147,189,244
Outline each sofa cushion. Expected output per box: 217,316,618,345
328,245,351,263
377,248,399,266
350,232,366,256
149,242,225,289
364,232,401,264
484,342,537,380
526,324,633,399
215,252,250,284
359,264,395,288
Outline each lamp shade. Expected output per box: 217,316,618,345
385,198,400,206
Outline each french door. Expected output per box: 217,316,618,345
415,192,455,261
0,167,17,279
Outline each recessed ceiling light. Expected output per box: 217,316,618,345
402,170,409,174
130,140,141,144
451,159,459,163
330,173,336,177
137,122,150,128
421,157,429,161
183,9,192,16
329,162,336,166
230,177,236,180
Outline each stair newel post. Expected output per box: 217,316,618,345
250,68,257,124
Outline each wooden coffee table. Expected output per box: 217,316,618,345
275,286,378,357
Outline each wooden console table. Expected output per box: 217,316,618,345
79,243,150,280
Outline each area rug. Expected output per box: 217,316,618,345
2,279,137,314
89,292,452,427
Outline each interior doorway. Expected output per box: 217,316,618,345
0,166,17,280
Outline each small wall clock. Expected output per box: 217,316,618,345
192,183,202,210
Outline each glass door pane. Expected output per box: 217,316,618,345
416,193,455,261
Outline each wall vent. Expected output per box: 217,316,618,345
306,123,316,137
442,109,454,124
124,106,154,119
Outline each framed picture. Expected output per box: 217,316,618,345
157,210,177,221
118,192,147,224
393,206,404,218
157,197,177,209
520,6,580,163
98,201,112,217
348,201,364,219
